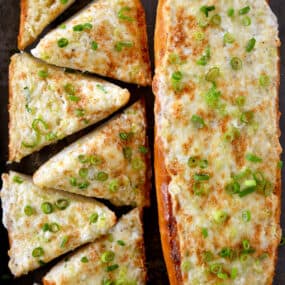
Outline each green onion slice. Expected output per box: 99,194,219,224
115,41,134,51
81,256,89,263
259,74,270,87
242,210,251,222
118,7,134,22
41,202,53,214
57,38,69,48
55,199,70,210
230,57,242,70
32,247,44,257
210,14,221,26
24,205,35,216
246,38,256,52
91,41,98,50
239,6,251,15
191,115,205,129
200,5,215,17
206,67,220,82
213,210,228,224
89,212,99,224
13,175,23,184
242,16,251,26
96,172,109,181
101,251,115,263
224,33,235,44
194,173,210,181
246,153,262,163
79,168,89,178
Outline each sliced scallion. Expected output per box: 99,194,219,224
118,7,134,22
41,202,53,214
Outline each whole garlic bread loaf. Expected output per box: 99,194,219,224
153,1,281,284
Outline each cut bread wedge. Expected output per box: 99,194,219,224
153,0,281,284
43,208,147,285
9,53,130,162
31,0,151,86
1,171,116,277
18,0,76,50
33,100,151,207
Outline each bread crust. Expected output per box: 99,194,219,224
18,0,28,50
153,1,281,284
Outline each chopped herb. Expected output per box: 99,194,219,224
101,251,115,263
239,6,251,15
225,181,240,194
46,132,57,141
205,85,221,108
246,153,262,163
32,247,44,257
230,57,242,70
197,46,211,66
203,251,214,262
68,95,80,102
96,172,109,181
199,159,208,169
242,16,251,26
210,14,221,26
109,180,119,193
70,177,77,186
191,115,205,128
278,160,283,169
81,256,89,263
209,263,222,274
89,213,99,224
55,199,70,210
231,267,238,279
118,7,134,22
78,181,90,189
138,145,148,154
38,70,48,79
57,38,69,48
115,41,134,51
201,227,208,238
242,210,251,222
13,175,23,184
117,240,126,246
171,71,183,91
235,96,246,107
79,168,89,178
32,118,48,134
64,83,75,95
213,210,228,224
123,146,132,160
246,38,256,52
60,236,69,248
24,205,35,216
119,132,132,141
75,108,85,117
41,202,53,214
206,67,220,82
90,155,103,165
106,264,119,272
73,24,84,32
188,156,199,168
91,41,98,50
240,111,254,124
131,158,145,170
259,74,270,87
60,0,68,3
42,223,50,232
200,5,215,17
227,8,235,17
194,173,210,181
224,33,235,44
50,223,60,233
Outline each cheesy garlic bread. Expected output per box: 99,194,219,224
33,100,150,207
18,0,76,50
153,1,281,284
9,53,130,162
1,171,116,277
31,0,151,86
43,208,146,285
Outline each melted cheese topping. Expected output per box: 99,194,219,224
154,1,281,284
43,208,146,285
33,101,150,207
1,171,116,277
9,53,130,162
31,0,151,86
19,0,75,49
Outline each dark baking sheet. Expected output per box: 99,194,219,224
0,0,284,284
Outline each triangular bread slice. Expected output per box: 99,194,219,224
31,0,151,86
43,208,146,285
1,171,116,277
9,53,130,162
33,100,151,207
18,0,76,49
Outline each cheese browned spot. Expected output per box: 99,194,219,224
154,0,281,284
31,0,151,86
1,171,116,277
33,100,151,207
43,208,147,285
9,53,130,162
18,0,76,50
